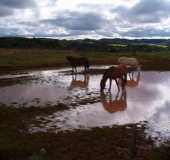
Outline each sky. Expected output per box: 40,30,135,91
1,0,170,39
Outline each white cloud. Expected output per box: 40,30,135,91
1,0,170,38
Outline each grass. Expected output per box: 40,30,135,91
0,48,71,68
109,44,127,47
1,48,170,73
148,44,168,48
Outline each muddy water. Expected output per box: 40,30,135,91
0,67,108,106
0,67,170,145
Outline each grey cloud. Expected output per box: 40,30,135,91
132,0,170,15
0,0,36,9
1,0,170,38
120,27,170,38
33,32,70,38
0,6,13,17
0,0,36,17
0,27,23,37
42,11,107,31
113,0,170,24
0,20,73,38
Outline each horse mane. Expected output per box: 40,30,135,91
102,66,115,80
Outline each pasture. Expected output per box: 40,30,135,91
1,48,170,73
0,47,170,159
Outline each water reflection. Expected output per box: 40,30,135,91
101,88,127,113
28,71,170,145
0,68,170,145
127,71,140,88
0,75,37,87
69,74,90,90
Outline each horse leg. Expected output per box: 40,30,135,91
109,78,112,91
84,65,87,72
75,66,77,73
72,74,76,80
129,72,132,80
121,76,126,89
124,73,127,83
115,79,120,91
71,66,74,74
132,72,134,79
115,87,120,100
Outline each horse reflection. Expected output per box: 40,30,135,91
101,88,127,113
69,74,90,90
127,71,140,88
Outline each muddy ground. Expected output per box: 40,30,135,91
0,67,170,160
0,105,170,160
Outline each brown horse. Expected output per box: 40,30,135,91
100,65,127,92
66,56,90,73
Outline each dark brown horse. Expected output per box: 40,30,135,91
100,65,127,92
66,56,90,73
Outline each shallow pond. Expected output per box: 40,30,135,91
0,66,170,145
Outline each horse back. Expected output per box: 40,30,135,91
118,57,138,66
66,56,89,67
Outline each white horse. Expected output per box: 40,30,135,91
118,57,139,67
118,57,140,78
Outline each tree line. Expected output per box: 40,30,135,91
0,37,170,53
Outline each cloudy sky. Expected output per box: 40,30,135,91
1,0,170,39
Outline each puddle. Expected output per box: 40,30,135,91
0,67,101,107
0,67,170,145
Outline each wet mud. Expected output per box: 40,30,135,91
0,66,170,159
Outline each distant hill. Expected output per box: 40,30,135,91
0,37,170,52
100,38,170,46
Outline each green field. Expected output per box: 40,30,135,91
0,48,170,73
